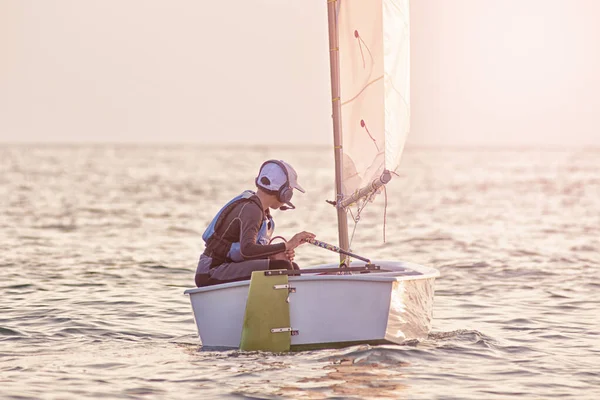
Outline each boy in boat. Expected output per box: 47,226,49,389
195,160,315,287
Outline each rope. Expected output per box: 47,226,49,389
348,193,370,249
383,185,388,243
348,207,358,248
360,119,379,152
355,30,366,69
268,236,288,244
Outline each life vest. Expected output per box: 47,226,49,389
202,190,275,265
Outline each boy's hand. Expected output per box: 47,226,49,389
284,248,295,261
269,252,287,261
285,231,316,250
270,248,295,262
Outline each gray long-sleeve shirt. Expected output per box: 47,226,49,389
212,195,285,260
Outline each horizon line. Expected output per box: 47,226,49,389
0,141,599,151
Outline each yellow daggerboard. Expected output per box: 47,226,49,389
239,270,292,352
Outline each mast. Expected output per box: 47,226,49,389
326,0,350,259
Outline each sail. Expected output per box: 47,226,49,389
337,0,410,200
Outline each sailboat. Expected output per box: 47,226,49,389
184,0,439,351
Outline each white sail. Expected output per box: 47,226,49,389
337,0,410,200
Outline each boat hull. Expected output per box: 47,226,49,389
184,260,439,349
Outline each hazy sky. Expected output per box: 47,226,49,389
1,0,599,146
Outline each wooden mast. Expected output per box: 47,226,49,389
326,0,350,260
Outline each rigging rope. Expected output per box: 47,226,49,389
346,183,389,249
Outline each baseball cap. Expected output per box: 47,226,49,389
256,160,305,208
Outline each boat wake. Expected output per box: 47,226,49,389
312,329,499,367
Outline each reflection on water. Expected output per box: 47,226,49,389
1,145,599,399
291,348,411,399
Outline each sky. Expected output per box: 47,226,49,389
1,0,599,147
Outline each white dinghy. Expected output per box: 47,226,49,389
185,261,438,350
185,0,440,351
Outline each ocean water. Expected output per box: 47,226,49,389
1,144,598,399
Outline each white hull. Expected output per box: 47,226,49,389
184,261,439,349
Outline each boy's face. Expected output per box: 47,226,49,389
270,199,285,210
